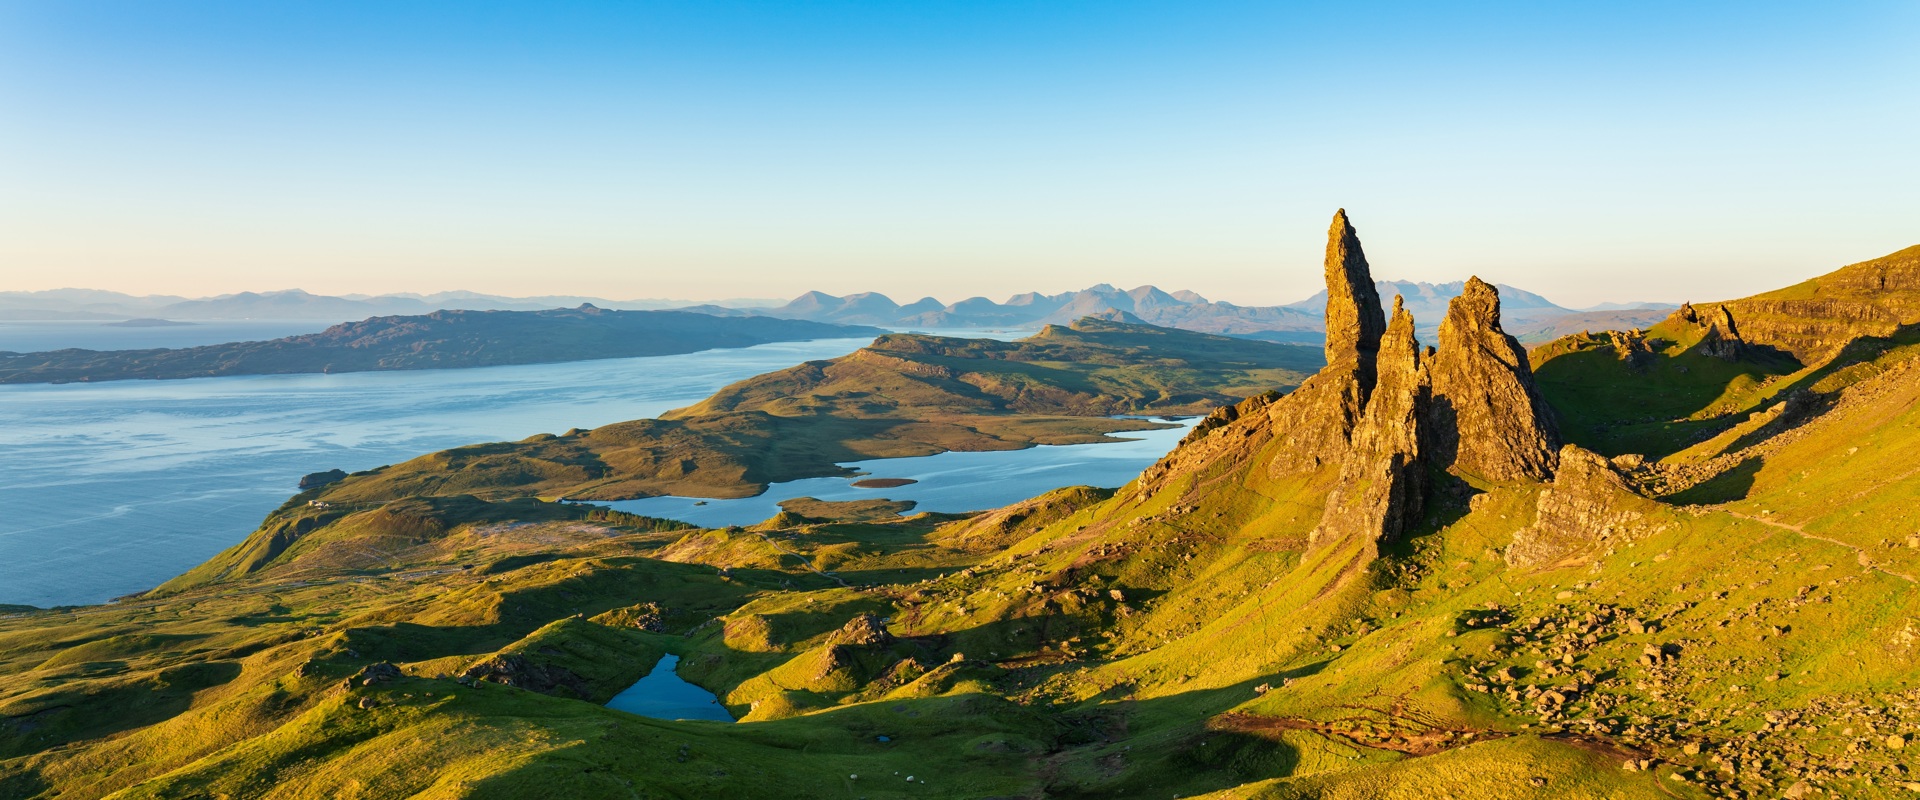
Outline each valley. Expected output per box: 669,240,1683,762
1,213,1917,799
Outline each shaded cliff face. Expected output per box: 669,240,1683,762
1312,297,1429,552
1681,244,1920,361
1428,278,1563,482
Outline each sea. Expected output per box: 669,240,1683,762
0,323,1184,608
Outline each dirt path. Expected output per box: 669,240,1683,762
1721,509,1916,584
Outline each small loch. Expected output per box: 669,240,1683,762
606,654,733,722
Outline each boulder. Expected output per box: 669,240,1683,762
352,661,402,686
1507,445,1657,568
298,469,348,490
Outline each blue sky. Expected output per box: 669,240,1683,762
1,1,1915,307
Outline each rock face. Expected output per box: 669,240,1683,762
1262,211,1387,478
298,469,348,490
1155,210,1566,555
1312,297,1429,552
1676,302,1748,360
1506,445,1656,567
1322,209,1389,389
1427,278,1561,482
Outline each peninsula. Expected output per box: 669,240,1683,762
0,306,885,384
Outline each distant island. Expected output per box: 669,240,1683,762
102,318,193,328
0,306,883,384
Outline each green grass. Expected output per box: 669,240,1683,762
11,272,1920,797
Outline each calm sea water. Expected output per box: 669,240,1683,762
1,327,1184,609
606,419,1193,528
0,337,886,607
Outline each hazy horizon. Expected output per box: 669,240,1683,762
1,277,1680,314
3,1,1915,307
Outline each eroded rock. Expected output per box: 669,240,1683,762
1508,445,1657,567
1428,277,1561,482
1312,297,1429,551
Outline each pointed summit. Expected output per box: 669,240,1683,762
1427,277,1561,482
1257,211,1395,477
1323,209,1388,387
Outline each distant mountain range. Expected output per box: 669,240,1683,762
0,289,784,322
690,282,1676,344
1,283,1675,344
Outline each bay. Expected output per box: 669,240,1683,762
0,337,883,607
604,419,1195,529
0,326,1187,610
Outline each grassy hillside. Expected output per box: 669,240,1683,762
158,318,1319,594
5,237,1918,798
1533,244,1920,464
15,360,1915,796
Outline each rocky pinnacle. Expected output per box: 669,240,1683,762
1312,295,1430,552
1323,209,1388,396
1427,277,1561,482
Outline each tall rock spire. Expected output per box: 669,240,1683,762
1312,296,1430,552
1260,210,1392,478
1426,277,1561,482
1323,209,1389,394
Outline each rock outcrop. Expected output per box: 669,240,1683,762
1322,209,1389,388
827,613,895,647
1153,211,1566,554
461,654,591,698
298,469,347,490
1427,278,1561,482
1312,297,1429,551
1263,211,1387,478
1506,445,1658,567
1676,302,1748,359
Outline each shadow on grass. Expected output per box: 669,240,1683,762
1665,456,1762,505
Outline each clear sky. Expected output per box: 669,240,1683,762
1,1,1915,307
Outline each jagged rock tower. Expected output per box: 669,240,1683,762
1294,213,1561,551
1426,277,1562,482
1264,210,1390,477
1322,209,1389,398
1313,295,1429,552
1145,209,1566,556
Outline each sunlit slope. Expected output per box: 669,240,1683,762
1533,243,1920,461
1703,244,1920,362
7,215,1920,799
673,317,1319,419
162,318,1318,595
